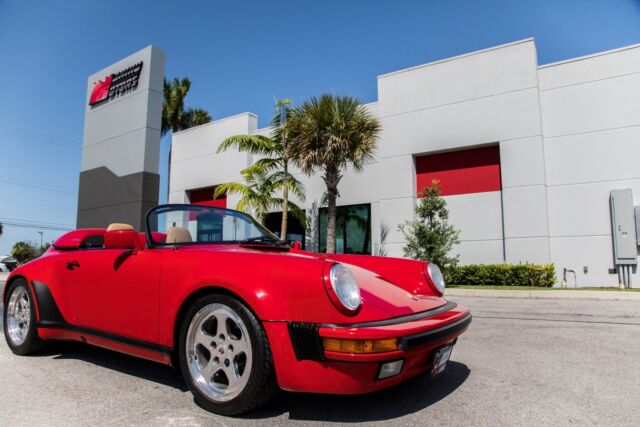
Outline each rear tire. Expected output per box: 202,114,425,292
178,294,278,416
3,278,43,355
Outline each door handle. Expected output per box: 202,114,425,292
66,260,80,270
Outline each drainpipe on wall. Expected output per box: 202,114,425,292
563,268,577,288
500,189,506,263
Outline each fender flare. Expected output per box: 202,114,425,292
169,284,263,366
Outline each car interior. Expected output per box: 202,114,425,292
79,223,190,250
165,227,192,244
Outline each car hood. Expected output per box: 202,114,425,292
177,244,447,321
333,260,446,318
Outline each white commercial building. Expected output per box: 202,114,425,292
169,38,640,287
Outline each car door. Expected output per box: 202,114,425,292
62,246,161,342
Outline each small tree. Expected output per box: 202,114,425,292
399,181,460,268
36,243,51,257
217,99,305,238
214,167,305,226
11,241,39,264
163,77,212,198
287,94,380,254
161,77,211,136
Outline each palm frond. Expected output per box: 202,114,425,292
214,181,254,199
287,201,308,229
161,76,210,136
247,157,281,175
217,134,281,156
269,171,306,201
286,94,380,175
182,107,211,129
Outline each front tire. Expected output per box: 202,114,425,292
3,278,43,355
178,294,277,415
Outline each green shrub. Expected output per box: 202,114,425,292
444,264,556,287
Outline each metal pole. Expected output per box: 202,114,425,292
38,231,43,247
618,266,622,287
499,190,506,262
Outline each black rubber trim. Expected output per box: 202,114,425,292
29,280,170,355
52,245,79,251
398,313,472,350
32,281,66,323
322,301,458,329
288,322,325,361
37,321,172,355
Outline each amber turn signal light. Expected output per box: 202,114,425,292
323,337,399,353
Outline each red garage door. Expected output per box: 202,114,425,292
415,145,501,197
189,186,227,208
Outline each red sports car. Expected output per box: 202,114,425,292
3,204,471,415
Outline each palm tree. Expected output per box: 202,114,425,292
217,99,305,239
162,77,212,135
162,77,212,197
213,168,305,226
181,107,212,129
287,94,380,254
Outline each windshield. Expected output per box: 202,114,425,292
146,204,279,246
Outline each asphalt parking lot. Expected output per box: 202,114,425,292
2,278,640,426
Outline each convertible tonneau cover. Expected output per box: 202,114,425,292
53,229,106,249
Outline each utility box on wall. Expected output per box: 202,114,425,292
634,206,640,247
610,189,638,265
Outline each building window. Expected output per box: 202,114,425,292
195,212,224,243
264,212,306,246
189,186,227,208
319,204,371,255
415,145,501,197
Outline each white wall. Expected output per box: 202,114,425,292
376,39,548,262
539,43,640,286
169,113,257,210
170,39,640,287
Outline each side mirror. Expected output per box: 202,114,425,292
292,241,302,250
104,229,143,253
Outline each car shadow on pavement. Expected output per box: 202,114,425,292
41,342,189,391
21,341,469,422
245,361,470,422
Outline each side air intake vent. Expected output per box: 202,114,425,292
287,322,324,361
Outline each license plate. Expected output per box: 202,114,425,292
431,344,453,377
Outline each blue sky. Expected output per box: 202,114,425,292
1,0,640,254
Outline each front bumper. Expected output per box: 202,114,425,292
264,301,471,394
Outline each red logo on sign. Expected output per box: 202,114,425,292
89,75,113,106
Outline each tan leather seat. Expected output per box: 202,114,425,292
107,223,135,232
166,227,192,244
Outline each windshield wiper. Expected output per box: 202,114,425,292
240,236,287,245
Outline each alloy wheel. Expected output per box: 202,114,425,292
185,303,253,402
7,286,31,346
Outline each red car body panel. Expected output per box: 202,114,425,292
4,227,471,395
265,311,467,393
37,327,172,365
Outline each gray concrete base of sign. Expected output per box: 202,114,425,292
76,167,159,230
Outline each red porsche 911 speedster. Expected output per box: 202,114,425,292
3,204,471,415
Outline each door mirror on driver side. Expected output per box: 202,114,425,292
104,229,143,252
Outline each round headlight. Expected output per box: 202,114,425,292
427,263,446,294
329,264,361,311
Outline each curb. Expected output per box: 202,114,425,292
446,288,640,301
